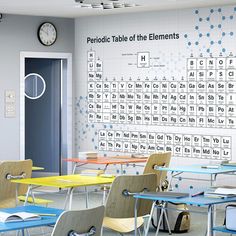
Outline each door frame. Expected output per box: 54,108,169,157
20,51,72,175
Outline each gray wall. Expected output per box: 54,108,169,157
0,14,74,160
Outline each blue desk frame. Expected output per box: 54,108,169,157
0,205,63,234
134,194,236,236
156,165,236,187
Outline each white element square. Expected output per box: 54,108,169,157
187,58,197,70
111,82,118,92
169,115,178,124
135,114,143,125
88,62,95,72
178,116,187,125
111,103,118,113
107,131,114,140
169,82,178,93
115,141,123,151
197,105,206,116
226,57,236,69
221,148,231,159
95,72,102,80
206,70,216,80
188,116,197,126
188,82,197,93
123,131,130,140
115,131,123,140
131,142,139,153
111,93,118,103
139,132,147,143
207,93,216,105
144,82,152,92
161,105,168,115
183,146,192,157
227,82,236,93
87,51,95,61
217,117,226,127
95,113,102,122
207,116,216,127
227,117,236,128
216,57,226,70
87,81,95,92
127,93,135,102
197,81,206,92
143,93,152,103
187,70,197,81
119,82,126,92
130,132,139,142
88,103,95,112
95,82,102,92
156,144,165,152
88,93,95,102
212,136,221,148
165,145,173,153
197,70,206,81
88,72,95,81
143,115,152,124
227,94,236,105
188,104,196,115
161,115,169,124
207,58,216,70
202,136,211,147
103,82,110,92
96,103,102,113
169,104,178,115
103,93,111,103
137,52,150,68
161,82,168,93
207,105,215,116
135,82,143,92
202,147,211,157
165,134,173,145
192,146,201,158
183,135,191,146
152,82,160,93
98,140,107,151
148,133,156,143
110,113,118,123
107,141,114,151
135,92,143,102
212,148,221,159
216,70,226,81
152,115,160,124
217,94,225,105
226,70,236,80
169,94,178,105
216,82,225,93
127,103,135,113
174,145,182,156
161,93,169,104
99,130,106,140
197,58,206,70
123,142,131,152
152,93,160,103
192,135,201,146
127,82,135,92
135,104,143,114
178,82,187,92
96,60,103,72
88,113,95,123
197,116,206,126
148,144,156,153
127,114,135,124
139,143,147,153
179,105,187,115
207,82,216,93
119,103,127,113
119,93,126,102
221,137,231,149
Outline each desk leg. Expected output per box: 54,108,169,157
207,205,214,236
68,187,75,210
24,185,32,206
64,187,74,210
85,186,89,208
120,164,124,175
144,201,156,236
134,198,138,236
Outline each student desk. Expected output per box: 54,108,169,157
156,165,236,186
32,166,44,171
12,174,115,210
0,205,62,235
64,156,147,174
134,193,236,236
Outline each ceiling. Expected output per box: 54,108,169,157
1,0,236,18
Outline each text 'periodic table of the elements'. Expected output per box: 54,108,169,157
87,51,235,160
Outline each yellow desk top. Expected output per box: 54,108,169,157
11,174,115,188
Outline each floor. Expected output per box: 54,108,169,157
6,188,227,236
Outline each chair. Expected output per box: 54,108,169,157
143,152,171,191
51,206,105,236
103,174,157,235
0,159,32,208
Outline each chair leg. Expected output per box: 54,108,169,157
138,228,142,236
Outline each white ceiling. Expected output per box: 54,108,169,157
1,0,236,18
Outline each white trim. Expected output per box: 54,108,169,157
20,51,72,174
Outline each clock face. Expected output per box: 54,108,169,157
38,22,57,46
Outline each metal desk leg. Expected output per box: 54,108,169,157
68,187,75,210
207,204,214,236
64,187,74,210
85,186,89,208
134,198,139,236
144,201,156,236
24,185,32,206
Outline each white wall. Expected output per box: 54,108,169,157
0,14,74,160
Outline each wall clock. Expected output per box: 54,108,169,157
38,22,57,46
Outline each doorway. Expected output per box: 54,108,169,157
20,52,72,176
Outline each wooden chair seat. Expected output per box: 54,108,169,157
0,198,16,208
103,216,144,233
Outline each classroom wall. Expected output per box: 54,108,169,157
74,5,236,184
0,14,74,160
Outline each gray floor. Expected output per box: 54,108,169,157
3,189,228,235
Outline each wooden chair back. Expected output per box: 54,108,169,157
0,159,32,208
105,174,156,218
51,206,105,236
143,152,171,190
